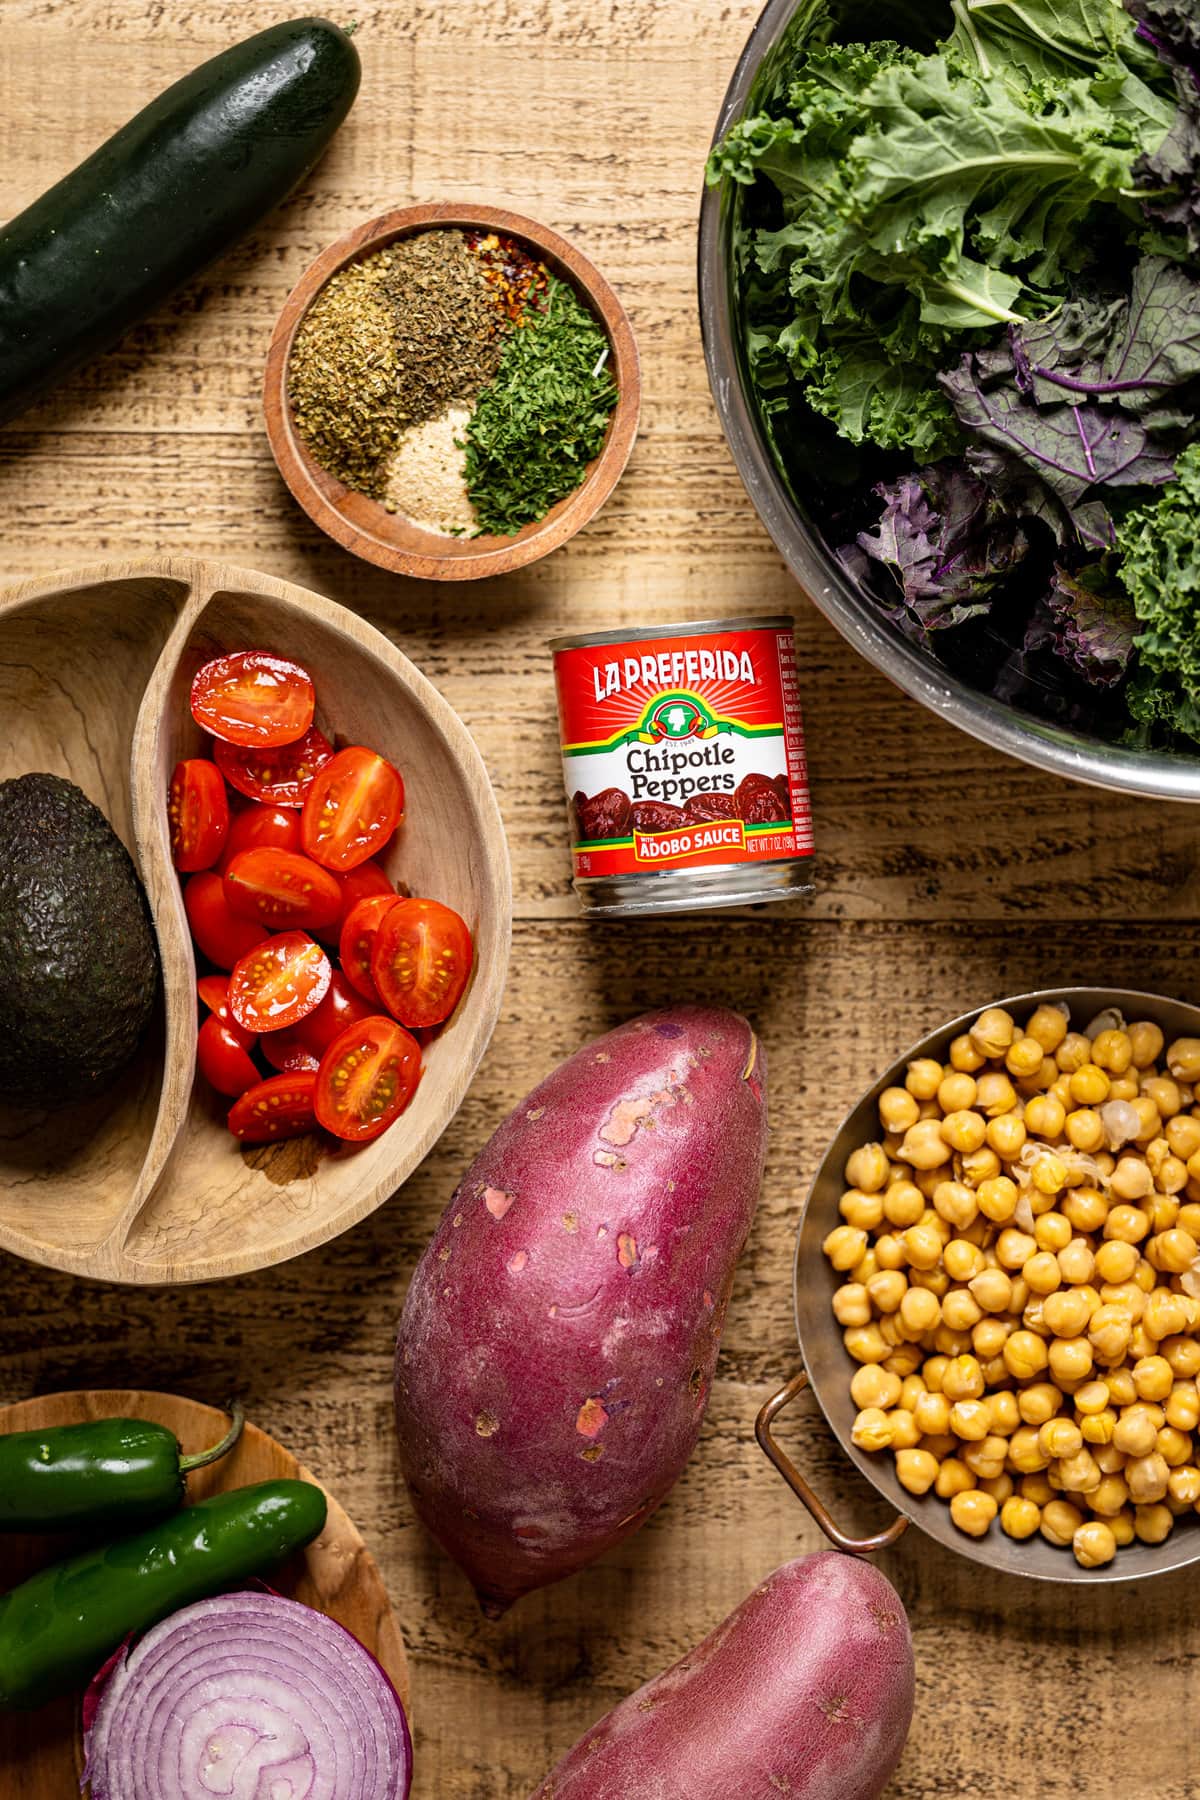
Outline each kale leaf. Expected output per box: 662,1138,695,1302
1039,560,1139,686
1116,442,1200,739
841,462,1030,631
1125,0,1200,253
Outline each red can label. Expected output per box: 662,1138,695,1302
554,622,814,882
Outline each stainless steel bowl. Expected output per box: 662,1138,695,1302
757,988,1200,1584
698,0,1200,803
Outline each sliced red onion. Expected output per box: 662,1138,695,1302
83,1590,412,1800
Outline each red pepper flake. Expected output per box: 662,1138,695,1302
576,1397,608,1438
466,230,549,325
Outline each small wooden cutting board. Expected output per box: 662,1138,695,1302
0,1389,409,1795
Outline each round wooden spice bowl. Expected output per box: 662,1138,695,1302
263,202,641,579
0,558,512,1285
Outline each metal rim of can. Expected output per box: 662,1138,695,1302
549,615,796,653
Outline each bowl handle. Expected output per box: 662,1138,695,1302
756,1369,909,1554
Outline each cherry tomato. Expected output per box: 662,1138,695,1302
197,1014,260,1097
190,651,315,748
292,970,376,1057
301,747,404,872
314,1015,421,1143
338,894,400,1002
196,975,255,1050
168,759,229,872
371,897,474,1029
219,803,303,871
223,848,343,933
260,1031,321,1074
185,871,269,971
228,1071,319,1144
315,859,396,945
228,931,331,1034
214,725,333,808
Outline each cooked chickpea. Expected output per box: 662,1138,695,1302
1105,1204,1151,1245
882,1182,926,1229
873,1233,906,1272
1068,1064,1111,1107
985,1391,1020,1436
1057,1446,1102,1494
920,1434,957,1461
898,1374,926,1411
1145,1076,1183,1119
962,1435,1007,1480
972,1070,1016,1116
844,1324,891,1365
970,1008,1014,1058
1081,1408,1117,1447
971,1319,1011,1361
943,1239,985,1283
935,1458,976,1499
964,1268,1010,1315
832,1285,872,1328
1038,1417,1083,1460
1064,1107,1104,1154
912,1391,951,1436
934,1071,974,1113
1048,1337,1093,1383
1004,1034,1044,1079
1056,1033,1092,1074
1168,1465,1200,1507
1093,1239,1138,1285
1033,1212,1072,1254
845,1143,890,1193
885,1344,925,1379
1073,1520,1117,1568
1043,1289,1095,1339
1057,1239,1096,1286
948,1034,986,1074
1153,1229,1197,1276
824,1225,868,1271
1163,1336,1200,1377
1019,1383,1063,1427
1134,1502,1174,1544
997,1229,1038,1270
840,1190,885,1233
922,1356,949,1394
1143,1289,1189,1342
1020,1472,1056,1506
1024,1094,1066,1140
851,1408,895,1452
850,1365,902,1411
1109,1510,1136,1546
1003,1330,1049,1381
933,1326,971,1357
1090,1473,1130,1516
898,1120,954,1172
949,1488,997,1536
1167,1038,1200,1084
1062,1187,1109,1234
1126,1451,1171,1503
975,1177,1018,1224
905,1058,943,1101
1008,1426,1050,1474
1113,1407,1160,1457
879,1087,920,1134
1040,1498,1085,1546
895,1447,939,1495
1129,1020,1165,1068
1000,1495,1041,1539
888,1409,921,1450
1032,1153,1068,1197
1022,1251,1062,1297
1164,1381,1200,1432
1156,1424,1193,1467
1168,1117,1200,1161
1024,1005,1068,1051
900,1225,943,1273
938,1110,985,1156
1133,1354,1174,1402
898,1285,941,1336
940,1288,983,1333
949,1399,991,1441
942,1354,985,1402
986,1113,1027,1158
861,1271,903,1316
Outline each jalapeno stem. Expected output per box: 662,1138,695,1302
179,1399,245,1474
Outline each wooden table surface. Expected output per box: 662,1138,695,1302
3,5,1200,1797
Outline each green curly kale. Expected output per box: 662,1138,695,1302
1116,444,1200,739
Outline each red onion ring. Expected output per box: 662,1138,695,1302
83,1590,412,1799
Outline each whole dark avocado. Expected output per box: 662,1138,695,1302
0,773,159,1107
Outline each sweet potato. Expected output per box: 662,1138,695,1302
531,1552,914,1800
394,1005,766,1615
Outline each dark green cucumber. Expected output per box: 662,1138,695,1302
0,17,360,424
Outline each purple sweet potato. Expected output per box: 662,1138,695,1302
394,1005,767,1615
531,1553,914,1800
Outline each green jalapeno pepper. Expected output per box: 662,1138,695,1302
0,1401,244,1532
0,1476,327,1709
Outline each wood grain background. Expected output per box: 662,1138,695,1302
2,5,1199,1796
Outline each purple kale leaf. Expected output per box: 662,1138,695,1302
1036,562,1138,688
1012,257,1200,425
1125,0,1200,251
841,463,1029,633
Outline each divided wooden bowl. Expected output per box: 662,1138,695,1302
0,1389,409,1790
263,202,641,578
0,559,511,1284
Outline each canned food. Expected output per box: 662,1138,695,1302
550,616,814,916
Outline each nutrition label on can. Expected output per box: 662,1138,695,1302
553,621,815,882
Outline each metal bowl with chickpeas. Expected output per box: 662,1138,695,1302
757,989,1200,1584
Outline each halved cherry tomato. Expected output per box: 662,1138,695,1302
185,872,269,971
228,931,331,1034
338,894,400,1002
301,746,404,872
315,858,396,945
261,1031,321,1074
223,848,343,932
314,1015,421,1143
371,897,474,1028
169,759,229,872
219,803,303,871
190,651,315,748
197,1014,260,1097
293,970,376,1057
214,725,333,808
228,1071,319,1143
197,975,256,1049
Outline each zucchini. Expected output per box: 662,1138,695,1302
0,17,360,424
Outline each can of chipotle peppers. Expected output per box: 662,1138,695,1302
550,616,815,916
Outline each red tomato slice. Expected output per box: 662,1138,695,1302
169,759,229,873
260,1030,321,1074
338,894,400,1003
315,859,396,945
190,651,315,748
292,971,376,1057
196,975,255,1050
371,897,474,1029
185,872,270,971
228,931,331,1034
228,1071,319,1143
301,746,404,872
214,725,333,808
219,804,303,872
223,848,343,933
314,1015,422,1143
197,1014,260,1097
